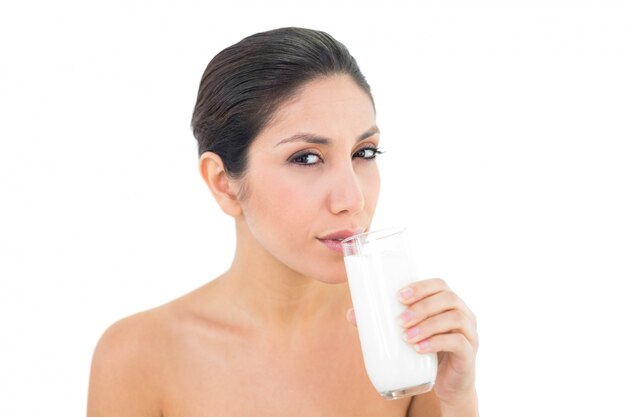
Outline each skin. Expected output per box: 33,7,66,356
87,74,478,416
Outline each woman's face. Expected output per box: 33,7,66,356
237,74,380,283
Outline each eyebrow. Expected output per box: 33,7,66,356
273,126,380,148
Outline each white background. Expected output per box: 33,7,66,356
1,1,625,416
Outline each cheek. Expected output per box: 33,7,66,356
264,177,306,214
241,169,332,277
244,170,319,236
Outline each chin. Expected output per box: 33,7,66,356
283,248,349,284
308,266,349,285
315,275,348,285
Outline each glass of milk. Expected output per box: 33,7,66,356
341,227,438,400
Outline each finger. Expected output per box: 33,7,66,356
346,308,357,327
397,278,450,305
398,289,462,329
398,279,478,331
402,309,478,350
414,332,474,362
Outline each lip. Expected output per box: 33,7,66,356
317,229,365,253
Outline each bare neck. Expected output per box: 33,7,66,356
215,219,351,332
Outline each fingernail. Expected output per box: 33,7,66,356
404,326,420,341
397,309,414,326
398,287,413,300
346,308,356,324
414,341,429,352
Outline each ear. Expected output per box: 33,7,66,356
199,152,242,217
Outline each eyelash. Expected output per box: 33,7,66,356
289,147,383,167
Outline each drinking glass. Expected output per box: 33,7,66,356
341,227,438,399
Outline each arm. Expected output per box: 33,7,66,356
407,386,479,417
407,390,441,417
87,315,162,417
438,388,479,417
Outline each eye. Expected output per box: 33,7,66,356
289,152,323,166
353,147,383,160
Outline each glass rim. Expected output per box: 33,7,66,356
340,226,407,246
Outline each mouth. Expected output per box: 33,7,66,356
316,229,365,253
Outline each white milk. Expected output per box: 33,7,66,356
344,252,437,394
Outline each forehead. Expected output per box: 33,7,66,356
256,74,377,146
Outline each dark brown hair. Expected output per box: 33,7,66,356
191,27,373,177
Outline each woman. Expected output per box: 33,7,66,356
87,27,479,416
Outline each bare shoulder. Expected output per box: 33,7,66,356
86,281,224,417
87,307,172,417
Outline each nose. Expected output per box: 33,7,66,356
328,163,366,215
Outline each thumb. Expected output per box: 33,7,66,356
346,308,357,327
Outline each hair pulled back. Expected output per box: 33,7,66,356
191,27,373,177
